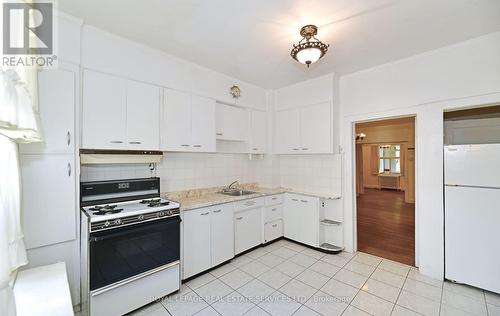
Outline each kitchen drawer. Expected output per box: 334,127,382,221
264,220,283,243
264,204,283,223
235,197,264,212
265,194,283,206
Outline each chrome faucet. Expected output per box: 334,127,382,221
226,180,239,191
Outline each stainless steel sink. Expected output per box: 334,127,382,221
219,190,257,196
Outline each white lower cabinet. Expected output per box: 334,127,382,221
234,207,262,254
210,204,234,266
182,208,212,279
182,203,235,279
283,193,319,247
264,220,283,243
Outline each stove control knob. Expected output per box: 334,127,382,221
158,211,165,217
138,215,144,221
166,210,173,216
114,219,121,225
104,221,110,227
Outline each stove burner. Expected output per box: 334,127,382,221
140,199,170,207
90,204,123,215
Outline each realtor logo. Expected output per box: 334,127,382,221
2,0,57,68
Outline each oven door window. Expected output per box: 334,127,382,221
89,216,181,291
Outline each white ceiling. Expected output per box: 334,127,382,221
59,0,500,89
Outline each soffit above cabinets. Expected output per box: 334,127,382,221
59,0,500,89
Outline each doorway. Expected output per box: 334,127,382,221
355,117,416,266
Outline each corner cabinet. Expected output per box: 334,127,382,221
161,89,216,152
274,101,332,154
81,70,160,150
283,193,319,247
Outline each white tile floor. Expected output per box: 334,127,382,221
128,239,500,316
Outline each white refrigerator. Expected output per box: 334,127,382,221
444,144,500,294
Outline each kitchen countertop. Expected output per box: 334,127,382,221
161,185,341,211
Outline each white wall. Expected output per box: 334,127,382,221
444,117,500,145
81,26,267,109
339,31,500,279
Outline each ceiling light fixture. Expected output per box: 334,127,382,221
290,25,329,67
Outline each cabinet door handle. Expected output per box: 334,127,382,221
272,197,277,200
252,148,258,151
193,145,202,148
292,148,299,151
110,140,123,144
67,163,71,177
272,224,277,228
291,198,298,202
301,148,309,151
129,141,142,144
244,201,255,206
201,212,209,216
235,216,243,220
213,209,222,213
67,131,71,146
271,208,277,212
216,133,223,136
300,199,308,203
181,144,190,147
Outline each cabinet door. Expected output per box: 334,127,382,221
20,154,76,249
296,196,319,247
249,110,267,153
161,89,192,151
82,70,126,149
234,208,262,254
300,102,332,153
182,208,211,279
20,68,75,154
283,194,301,241
126,80,160,150
216,103,248,141
264,220,283,243
275,108,300,154
191,95,216,152
211,204,234,266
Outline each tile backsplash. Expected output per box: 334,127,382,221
80,153,275,192
80,153,342,195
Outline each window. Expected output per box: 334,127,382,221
379,145,400,173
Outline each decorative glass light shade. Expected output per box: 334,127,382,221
291,25,329,67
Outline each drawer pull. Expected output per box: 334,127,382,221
129,141,142,144
193,145,202,148
201,212,209,216
301,148,309,150
110,140,123,144
300,199,308,203
235,216,243,220
272,224,277,228
213,209,222,213
216,133,223,136
271,208,277,212
291,198,298,202
181,144,190,147
272,197,277,200
244,201,255,206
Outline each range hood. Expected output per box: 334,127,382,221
80,149,163,164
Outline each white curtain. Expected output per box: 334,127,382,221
0,66,41,314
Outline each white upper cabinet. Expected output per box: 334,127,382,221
161,89,192,151
299,102,332,153
275,102,332,154
191,95,216,152
20,67,75,154
216,103,248,141
126,80,160,150
248,109,267,153
161,89,216,152
82,70,160,150
275,108,300,153
82,70,127,149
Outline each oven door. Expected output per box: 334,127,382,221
89,215,181,291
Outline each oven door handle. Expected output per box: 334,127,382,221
90,216,181,242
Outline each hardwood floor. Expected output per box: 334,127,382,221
357,188,415,266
